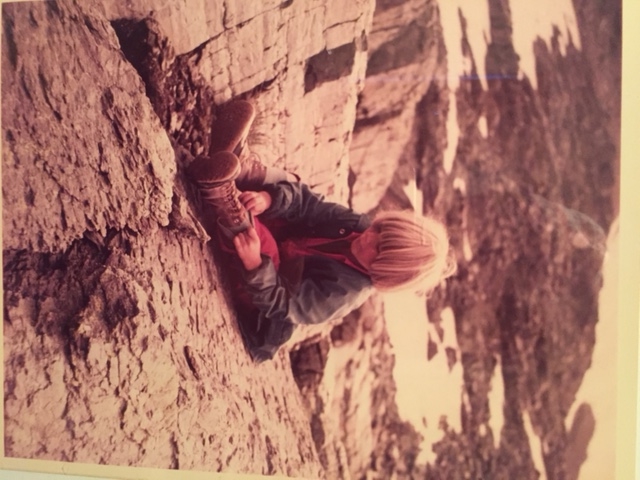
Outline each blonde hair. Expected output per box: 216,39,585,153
368,210,456,293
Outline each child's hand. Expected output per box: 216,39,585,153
233,227,262,271
239,191,272,216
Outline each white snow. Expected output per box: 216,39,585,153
439,1,491,173
478,114,488,138
442,95,458,174
488,358,505,447
402,179,423,212
440,1,491,92
511,1,582,89
453,177,466,194
462,231,473,262
383,296,464,464
523,410,548,479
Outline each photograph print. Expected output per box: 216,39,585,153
1,0,625,479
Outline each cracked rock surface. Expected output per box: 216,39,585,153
2,0,175,253
3,0,334,476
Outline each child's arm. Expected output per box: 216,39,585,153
260,181,362,228
232,227,263,271
230,224,372,326
241,254,373,326
239,191,272,216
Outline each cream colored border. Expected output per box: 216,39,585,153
1,0,638,479
616,0,640,478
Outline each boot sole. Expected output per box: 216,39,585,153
187,151,241,186
208,100,256,158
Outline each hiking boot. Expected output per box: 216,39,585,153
235,151,268,191
207,99,296,191
187,151,240,187
186,152,250,231
208,100,256,158
207,99,269,190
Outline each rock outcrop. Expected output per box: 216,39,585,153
3,1,328,475
103,0,375,202
2,0,620,479
3,0,386,476
2,0,175,254
350,0,444,213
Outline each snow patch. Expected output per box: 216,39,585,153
462,230,473,261
439,307,458,348
443,92,458,174
453,177,466,194
439,1,491,173
523,410,548,480
488,357,505,447
440,1,491,92
402,179,424,211
511,1,582,89
384,296,464,465
478,114,488,138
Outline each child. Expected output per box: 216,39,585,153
187,101,455,363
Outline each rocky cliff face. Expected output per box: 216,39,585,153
2,0,620,479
